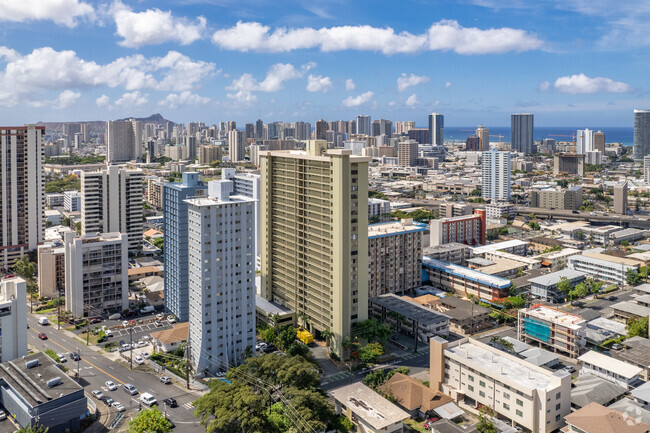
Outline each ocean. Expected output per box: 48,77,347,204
444,126,634,147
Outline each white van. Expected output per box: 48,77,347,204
38,317,49,325
140,306,155,315
139,392,157,407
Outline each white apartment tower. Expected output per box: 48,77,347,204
186,180,256,374
81,165,144,253
228,130,245,162
106,120,143,163
644,155,650,184
64,232,129,318
0,125,44,269
0,277,28,362
576,129,594,154
482,148,511,201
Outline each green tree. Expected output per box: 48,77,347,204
368,190,389,200
477,406,496,433
386,366,410,381
351,319,392,345
321,328,335,349
556,277,572,294
362,369,386,389
259,327,278,346
152,237,164,251
276,326,298,351
16,425,48,433
470,188,481,196
499,226,509,236
627,316,649,338
357,343,383,364
528,222,540,230
127,407,173,433
627,269,642,286
13,256,38,298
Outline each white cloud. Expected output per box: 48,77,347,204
52,90,81,109
227,62,311,105
397,73,429,92
405,93,419,107
306,74,332,93
0,0,94,27
445,81,452,88
159,91,210,109
212,20,543,55
538,81,550,91
553,74,630,94
345,78,356,91
342,91,374,107
114,6,206,48
0,46,216,106
114,91,148,109
96,94,110,107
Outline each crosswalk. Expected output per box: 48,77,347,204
183,402,194,410
401,350,429,361
321,372,352,385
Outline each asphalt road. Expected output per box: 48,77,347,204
27,313,204,432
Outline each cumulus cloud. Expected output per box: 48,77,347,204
114,5,206,48
405,93,419,107
552,73,630,94
114,91,148,109
445,81,452,88
306,74,333,93
227,62,313,105
159,91,210,109
96,94,110,107
52,90,81,109
345,78,356,91
397,73,429,92
212,20,542,55
0,46,216,106
0,0,94,27
342,91,374,107
538,81,550,91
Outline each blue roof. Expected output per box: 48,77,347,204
422,256,512,289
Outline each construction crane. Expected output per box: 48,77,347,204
550,133,576,153
490,134,504,147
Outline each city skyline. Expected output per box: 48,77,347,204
0,0,648,126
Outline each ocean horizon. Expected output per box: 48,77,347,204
443,126,634,146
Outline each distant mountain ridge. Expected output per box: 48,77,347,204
36,113,175,133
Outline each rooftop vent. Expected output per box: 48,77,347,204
25,359,39,369
46,377,61,388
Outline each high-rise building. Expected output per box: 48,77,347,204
634,109,650,160
106,120,142,163
228,130,245,162
80,123,89,143
576,129,594,154
0,277,28,362
0,125,44,269
430,210,486,247
81,165,143,253
37,244,65,299
428,113,444,146
245,123,255,141
222,169,261,269
407,128,430,145
482,148,511,201
466,135,480,151
356,115,371,136
295,121,311,140
476,125,490,151
186,180,256,374
398,140,418,167
226,121,236,132
64,232,128,318
530,187,583,211
539,138,556,154
163,173,206,322
553,153,585,176
614,181,628,215
593,131,605,153
511,113,534,154
198,145,221,165
255,119,264,139
396,121,416,135
315,119,328,140
260,144,369,355
644,156,650,184
371,119,392,138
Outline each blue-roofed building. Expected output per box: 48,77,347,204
163,172,206,322
529,268,587,303
368,219,426,297
421,256,511,300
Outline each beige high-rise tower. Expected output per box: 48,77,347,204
260,141,369,356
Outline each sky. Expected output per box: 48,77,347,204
0,0,649,127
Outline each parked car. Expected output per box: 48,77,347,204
103,397,114,407
262,344,276,353
612,343,623,350
91,390,105,400
160,376,172,384
0,410,6,421
156,313,165,320
564,365,576,373
38,332,48,340
255,342,267,351
137,341,147,348
608,296,617,301
122,320,129,327
167,315,176,323
163,398,178,408
155,320,163,327
90,318,102,324
105,381,117,391
58,353,66,363
123,383,138,395
139,393,157,407
112,402,126,412
140,352,150,359
134,356,145,365
70,352,80,361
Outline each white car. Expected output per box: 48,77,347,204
0,410,6,420
112,402,125,412
134,356,145,365
140,351,150,359
160,376,171,384
137,341,147,348
167,315,176,323
105,381,117,391
58,353,67,363
91,390,105,400
122,320,129,327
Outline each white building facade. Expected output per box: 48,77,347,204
0,277,28,362
482,148,511,201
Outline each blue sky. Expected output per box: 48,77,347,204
0,0,648,127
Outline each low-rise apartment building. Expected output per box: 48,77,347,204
423,243,471,265
422,257,511,300
430,210,486,247
535,248,582,271
368,219,425,297
578,350,642,389
429,337,572,433
471,239,529,257
518,304,586,358
37,244,65,299
368,198,391,218
369,294,450,341
568,251,639,286
529,269,587,303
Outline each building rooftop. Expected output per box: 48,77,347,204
255,295,293,316
423,243,470,254
536,247,582,260
564,402,650,433
185,194,255,207
571,375,627,409
368,219,427,240
579,350,642,379
422,257,512,289
435,296,491,319
611,301,650,318
380,373,453,413
471,240,529,256
0,352,83,408
486,251,541,265
528,269,586,287
446,339,564,391
521,304,585,330
370,294,449,326
573,252,640,268
150,322,189,345
330,383,410,430
477,258,525,276
610,228,646,239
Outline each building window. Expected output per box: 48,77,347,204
555,414,560,422
479,380,486,387
516,399,523,407
503,403,510,410
468,375,474,382
556,392,561,399
479,391,485,398
503,392,510,400
516,410,523,417
468,385,474,392
555,403,561,411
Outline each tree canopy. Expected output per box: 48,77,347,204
627,316,649,339
127,407,173,433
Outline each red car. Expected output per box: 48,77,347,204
38,332,48,340
90,318,102,324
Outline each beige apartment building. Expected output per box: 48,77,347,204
530,186,583,211
37,244,65,299
260,142,369,356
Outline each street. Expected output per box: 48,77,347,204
27,313,204,432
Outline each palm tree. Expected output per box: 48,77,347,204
321,328,334,349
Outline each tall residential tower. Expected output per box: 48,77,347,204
511,113,534,154
482,148,511,201
428,113,444,146
634,109,650,160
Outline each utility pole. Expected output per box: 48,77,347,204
86,314,91,345
76,347,80,380
57,300,61,330
185,342,191,390
129,323,133,370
